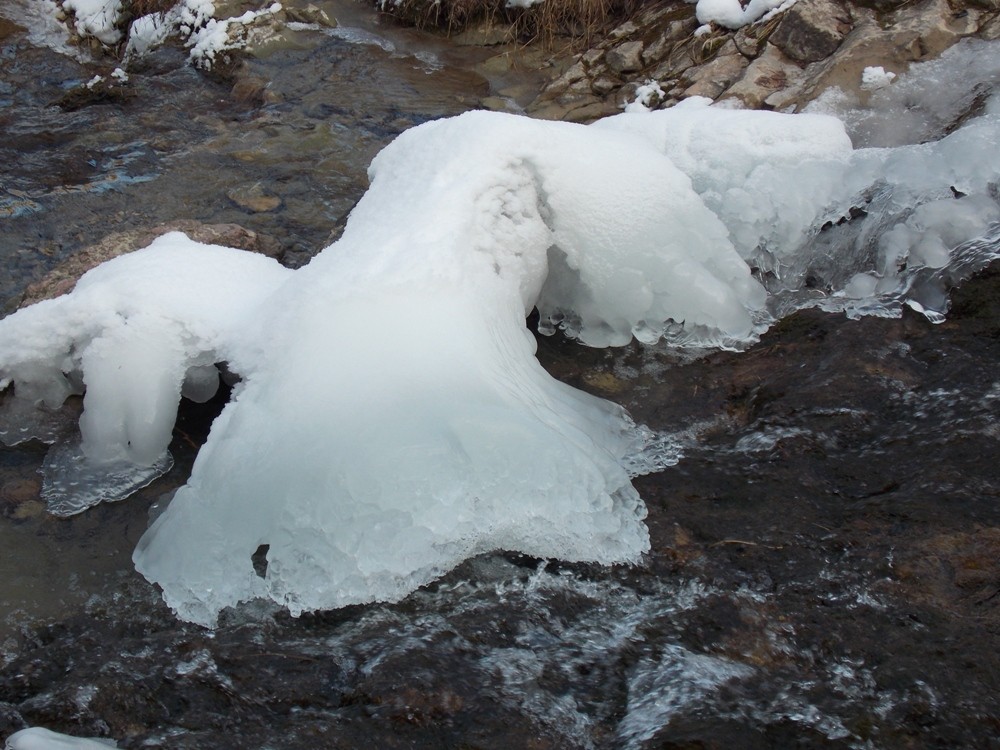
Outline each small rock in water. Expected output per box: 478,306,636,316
226,184,282,212
0,478,41,506
283,4,337,27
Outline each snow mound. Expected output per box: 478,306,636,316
692,0,795,31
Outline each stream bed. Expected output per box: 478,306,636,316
1,2,1000,748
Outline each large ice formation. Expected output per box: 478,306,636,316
2,70,999,624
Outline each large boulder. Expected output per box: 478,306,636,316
785,0,985,107
720,45,805,109
769,0,854,62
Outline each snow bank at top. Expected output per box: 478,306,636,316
3,55,1000,624
122,0,283,67
691,0,795,31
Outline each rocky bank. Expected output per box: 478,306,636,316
523,0,1000,119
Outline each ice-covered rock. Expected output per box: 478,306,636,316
0,233,291,514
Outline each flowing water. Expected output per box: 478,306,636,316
2,4,1000,748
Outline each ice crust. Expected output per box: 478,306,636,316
2,54,1000,624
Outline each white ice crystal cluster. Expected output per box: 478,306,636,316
2,66,999,624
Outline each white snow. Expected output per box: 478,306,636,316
624,80,665,113
123,0,282,67
0,233,291,513
861,65,896,91
62,0,122,45
4,727,116,750
693,0,795,30
132,109,785,625
2,40,999,625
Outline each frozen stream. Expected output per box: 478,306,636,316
2,3,1000,748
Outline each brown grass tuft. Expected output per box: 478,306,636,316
381,0,643,47
126,0,176,17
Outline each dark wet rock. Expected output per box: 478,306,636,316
0,479,44,521
56,78,136,112
769,0,853,63
606,39,644,74
229,71,273,105
0,17,25,42
17,222,283,308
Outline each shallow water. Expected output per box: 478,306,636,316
0,0,543,305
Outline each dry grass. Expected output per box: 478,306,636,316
689,27,728,63
513,0,642,45
125,0,176,17
748,11,782,44
382,0,644,46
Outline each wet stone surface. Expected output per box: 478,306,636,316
1,267,1000,748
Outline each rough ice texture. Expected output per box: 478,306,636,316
806,38,1000,149
2,53,1000,625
